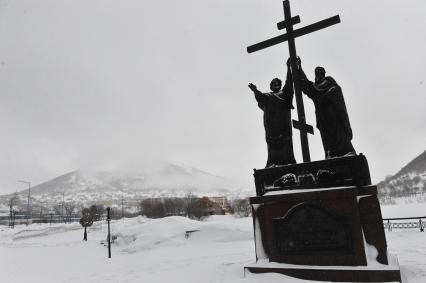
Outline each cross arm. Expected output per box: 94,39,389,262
247,15,340,54
292,119,314,135
291,15,340,41
277,15,300,30
247,32,290,54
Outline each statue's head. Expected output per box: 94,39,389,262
270,78,282,93
314,67,326,84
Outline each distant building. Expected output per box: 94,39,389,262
208,196,231,213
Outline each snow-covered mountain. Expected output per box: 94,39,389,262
0,162,251,209
3,149,426,210
377,150,426,203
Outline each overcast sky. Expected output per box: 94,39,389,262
0,0,425,194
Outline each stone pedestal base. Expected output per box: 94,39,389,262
246,186,401,282
244,265,401,282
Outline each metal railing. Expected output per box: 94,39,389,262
0,214,81,226
383,216,425,232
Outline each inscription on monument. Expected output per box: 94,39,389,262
273,203,352,254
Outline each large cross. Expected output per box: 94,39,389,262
247,0,340,162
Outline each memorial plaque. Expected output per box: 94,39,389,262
273,203,351,254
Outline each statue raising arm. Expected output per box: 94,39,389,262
281,58,295,109
297,57,316,100
248,83,267,110
282,58,294,95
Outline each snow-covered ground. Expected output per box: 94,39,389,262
381,201,426,218
0,215,424,283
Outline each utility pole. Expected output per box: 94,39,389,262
39,205,43,225
61,192,65,223
11,211,15,228
107,207,112,258
9,205,12,228
18,180,31,225
121,197,124,220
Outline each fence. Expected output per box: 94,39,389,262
0,214,29,226
0,214,81,226
32,215,81,224
383,216,425,232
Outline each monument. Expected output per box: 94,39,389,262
298,58,356,159
248,58,296,167
244,1,402,282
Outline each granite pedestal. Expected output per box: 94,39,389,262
244,185,401,282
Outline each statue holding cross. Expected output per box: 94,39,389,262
248,58,296,168
297,58,356,159
247,0,345,163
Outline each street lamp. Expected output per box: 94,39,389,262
107,207,112,258
61,191,65,223
18,180,31,225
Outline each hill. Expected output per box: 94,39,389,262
0,162,251,211
377,150,426,203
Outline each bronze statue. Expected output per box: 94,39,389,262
297,58,356,159
248,59,296,167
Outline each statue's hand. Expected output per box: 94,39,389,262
248,83,258,92
286,58,291,68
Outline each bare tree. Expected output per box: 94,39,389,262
169,198,186,216
191,197,221,220
89,204,104,221
8,193,19,228
53,204,63,222
184,193,197,218
79,207,94,241
163,198,175,216
138,199,143,216
164,198,186,216
231,198,251,217
141,199,153,217
64,202,76,223
140,198,166,218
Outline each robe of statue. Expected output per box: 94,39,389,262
254,72,296,167
299,69,356,159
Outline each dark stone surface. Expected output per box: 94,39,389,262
250,186,390,266
298,62,356,159
273,203,352,254
247,0,341,163
358,195,388,264
250,185,377,205
244,266,402,282
248,63,296,168
253,154,371,196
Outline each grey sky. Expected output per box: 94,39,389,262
0,0,425,194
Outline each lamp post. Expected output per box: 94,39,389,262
49,211,54,225
107,207,112,258
61,192,65,223
9,205,12,228
18,180,31,225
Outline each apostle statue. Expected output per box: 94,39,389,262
248,58,296,167
297,57,356,159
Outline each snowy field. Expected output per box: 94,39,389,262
0,215,425,283
381,201,426,219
